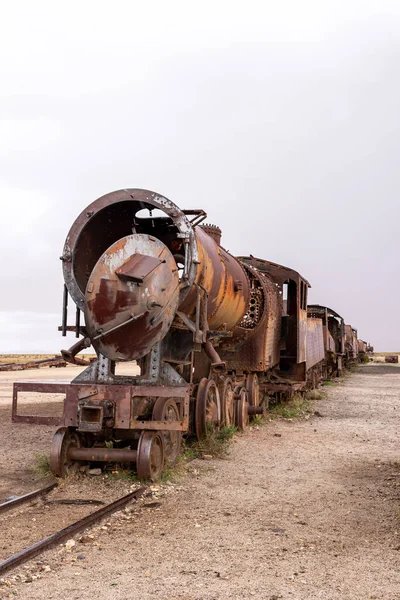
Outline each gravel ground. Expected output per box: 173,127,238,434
0,363,399,599
0,366,85,497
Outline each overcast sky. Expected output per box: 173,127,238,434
1,0,399,352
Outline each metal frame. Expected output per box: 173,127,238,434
12,380,190,432
12,382,66,425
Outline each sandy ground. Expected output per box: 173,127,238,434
0,363,138,498
0,364,399,599
0,366,85,498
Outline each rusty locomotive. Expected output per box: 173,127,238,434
12,189,369,480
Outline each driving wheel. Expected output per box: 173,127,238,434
152,397,182,466
136,431,165,481
234,387,249,430
50,427,82,478
219,376,235,426
246,373,260,407
195,378,221,439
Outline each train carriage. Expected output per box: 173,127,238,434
307,305,345,378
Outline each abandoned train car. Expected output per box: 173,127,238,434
307,305,345,378
11,188,367,480
344,324,359,366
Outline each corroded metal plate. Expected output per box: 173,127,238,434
85,234,179,361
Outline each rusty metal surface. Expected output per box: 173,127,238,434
63,383,189,430
152,397,182,465
306,318,325,370
195,378,221,439
240,255,310,365
178,226,250,333
0,357,68,372
358,340,367,354
85,234,180,361
248,405,265,416
12,382,67,425
69,447,138,462
297,309,308,365
344,324,359,360
61,187,251,378
385,355,399,363
61,189,199,311
308,304,343,321
0,483,57,514
308,305,345,357
136,432,165,480
239,256,311,288
200,223,222,245
219,264,281,372
212,244,249,330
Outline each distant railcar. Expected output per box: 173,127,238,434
357,339,369,362
307,305,344,378
344,325,359,366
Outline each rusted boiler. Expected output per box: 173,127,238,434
13,189,326,480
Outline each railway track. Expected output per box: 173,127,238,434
0,484,146,577
0,482,57,514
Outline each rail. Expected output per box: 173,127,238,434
0,483,57,515
0,486,146,577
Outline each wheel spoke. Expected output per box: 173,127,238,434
195,378,221,439
152,398,182,466
137,431,164,481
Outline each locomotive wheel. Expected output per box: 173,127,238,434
246,373,260,407
234,387,249,431
50,427,82,478
152,397,182,466
195,378,221,439
136,431,165,481
219,377,235,426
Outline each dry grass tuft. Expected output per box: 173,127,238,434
32,453,51,476
305,389,326,401
185,425,238,460
268,393,312,420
